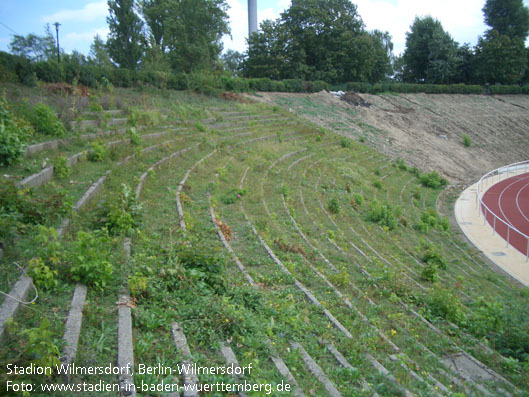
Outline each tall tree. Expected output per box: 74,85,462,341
9,24,56,62
106,0,144,69
401,16,459,84
88,35,113,68
245,0,392,83
483,0,529,40
474,30,527,84
139,0,229,73
221,49,245,76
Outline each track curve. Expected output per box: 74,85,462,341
482,172,529,256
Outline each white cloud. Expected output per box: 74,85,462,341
42,1,108,23
62,27,109,53
354,0,487,55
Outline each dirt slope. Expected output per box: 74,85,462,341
253,91,529,185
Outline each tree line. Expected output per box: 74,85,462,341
4,0,529,87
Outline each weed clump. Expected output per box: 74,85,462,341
221,188,246,204
106,184,142,236
462,133,472,147
366,200,400,230
31,103,66,137
420,171,447,189
0,98,32,165
88,142,107,162
53,156,70,179
328,197,340,214
415,208,450,233
127,126,142,145
340,137,352,148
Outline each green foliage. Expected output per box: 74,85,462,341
88,142,107,162
127,126,142,145
276,130,283,143
177,242,227,293
421,262,439,283
401,16,460,84
53,156,70,179
0,181,70,242
28,257,58,290
415,208,450,234
419,243,448,270
462,133,472,147
340,137,352,148
0,117,26,166
351,193,364,209
328,197,341,214
420,171,448,188
483,0,529,39
245,0,392,83
129,272,148,298
373,179,383,189
221,188,246,204
107,0,144,69
20,318,61,370
106,184,142,236
195,121,206,132
366,200,399,230
475,30,528,85
69,230,113,290
31,103,66,137
426,287,467,325
396,158,408,171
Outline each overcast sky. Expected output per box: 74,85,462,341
1,0,528,58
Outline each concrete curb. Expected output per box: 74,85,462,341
0,275,32,341
61,283,87,371
171,322,199,397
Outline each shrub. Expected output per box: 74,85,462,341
352,193,364,209
396,158,408,171
367,200,399,230
88,142,107,162
420,171,447,189
462,133,471,147
427,287,467,326
373,179,383,189
53,156,70,179
28,257,58,290
127,127,141,145
328,197,340,214
129,273,148,298
340,137,352,148
69,230,113,290
31,103,66,137
106,184,142,236
420,244,448,270
421,262,439,282
0,99,31,166
221,188,247,204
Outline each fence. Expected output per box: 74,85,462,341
476,160,529,261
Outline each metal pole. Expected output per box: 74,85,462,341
493,216,496,235
248,0,258,35
506,227,510,248
54,22,60,63
527,239,529,262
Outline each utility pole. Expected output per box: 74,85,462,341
54,22,60,63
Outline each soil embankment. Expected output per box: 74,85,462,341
254,91,529,185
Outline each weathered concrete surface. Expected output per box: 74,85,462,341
62,284,87,370
0,275,32,341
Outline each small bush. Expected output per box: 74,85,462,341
420,171,447,189
462,133,471,147
88,142,107,162
367,200,399,230
0,99,31,166
421,262,439,282
373,179,383,189
340,137,352,148
351,193,364,209
69,230,113,290
106,184,142,236
127,127,141,145
31,103,66,137
53,156,70,179
129,273,148,298
221,188,246,204
396,158,408,171
28,257,58,290
427,287,467,326
328,197,340,214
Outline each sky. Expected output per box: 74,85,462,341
1,0,529,58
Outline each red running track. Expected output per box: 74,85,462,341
482,172,529,257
